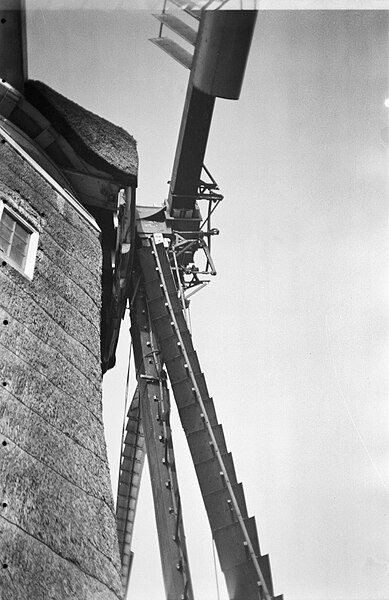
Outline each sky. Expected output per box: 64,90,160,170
25,4,389,600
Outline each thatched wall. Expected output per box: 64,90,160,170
0,140,123,599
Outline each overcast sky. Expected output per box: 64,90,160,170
26,4,389,600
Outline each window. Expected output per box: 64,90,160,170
0,201,39,279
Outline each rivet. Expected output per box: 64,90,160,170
2,564,8,569
2,502,7,508
1,18,6,24
1,261,6,267
2,382,7,387
3,319,9,325
2,441,7,447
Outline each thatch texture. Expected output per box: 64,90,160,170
0,140,123,599
25,80,138,185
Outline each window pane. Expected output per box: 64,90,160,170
1,211,15,230
13,225,29,255
0,221,14,243
10,245,26,268
12,236,28,256
0,232,11,256
14,221,30,243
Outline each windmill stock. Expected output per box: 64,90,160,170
0,2,282,599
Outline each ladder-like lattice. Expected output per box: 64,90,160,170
135,235,282,600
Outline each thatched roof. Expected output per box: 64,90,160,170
25,80,138,185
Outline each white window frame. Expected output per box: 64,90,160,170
0,200,39,280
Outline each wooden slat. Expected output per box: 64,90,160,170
149,37,193,69
152,13,197,45
168,0,202,19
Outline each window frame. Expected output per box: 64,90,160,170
0,200,39,280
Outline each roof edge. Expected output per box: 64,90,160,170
25,80,138,187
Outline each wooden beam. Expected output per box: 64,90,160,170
61,168,120,210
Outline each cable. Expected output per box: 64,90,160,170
212,538,221,600
117,320,134,495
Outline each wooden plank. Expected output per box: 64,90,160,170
149,37,193,69
153,13,197,45
168,0,202,19
130,287,194,599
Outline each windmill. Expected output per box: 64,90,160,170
0,2,282,599
114,4,282,599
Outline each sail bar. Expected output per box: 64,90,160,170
116,387,146,596
149,37,193,70
152,13,198,45
168,0,202,19
0,0,28,93
166,10,257,227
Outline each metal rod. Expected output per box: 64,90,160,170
184,282,209,300
159,0,168,37
199,199,221,231
202,163,218,186
171,241,191,330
